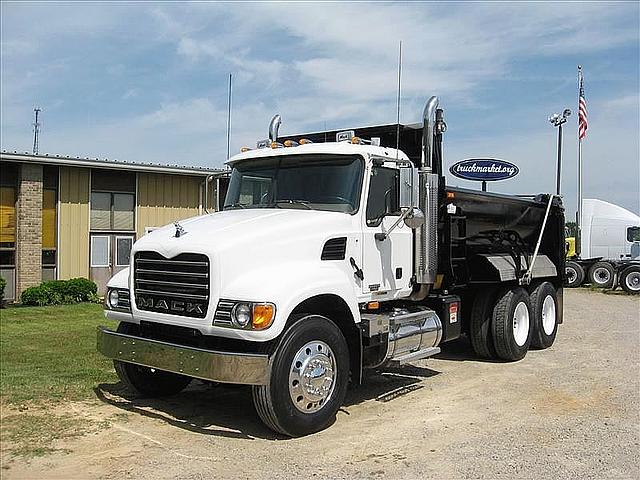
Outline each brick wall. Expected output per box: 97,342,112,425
16,164,43,298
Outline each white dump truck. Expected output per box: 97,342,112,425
565,199,640,292
98,96,566,436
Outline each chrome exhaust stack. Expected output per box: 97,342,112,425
268,114,282,143
415,96,440,287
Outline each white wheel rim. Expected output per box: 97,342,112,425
541,295,556,336
513,301,530,347
626,272,640,291
288,340,336,413
593,267,611,285
566,267,577,283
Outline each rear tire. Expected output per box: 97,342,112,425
491,288,533,361
113,322,192,397
620,266,640,294
530,282,558,349
565,261,585,288
252,315,349,437
469,290,497,359
588,261,615,288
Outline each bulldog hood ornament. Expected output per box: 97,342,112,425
174,222,187,238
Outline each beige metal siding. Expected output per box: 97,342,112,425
58,166,90,279
137,173,202,237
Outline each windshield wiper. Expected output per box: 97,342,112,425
272,199,313,210
224,203,246,210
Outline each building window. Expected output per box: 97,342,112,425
42,166,58,281
90,170,135,231
0,162,18,300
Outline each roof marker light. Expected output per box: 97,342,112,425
351,136,362,144
299,138,313,145
240,147,252,152
283,140,299,147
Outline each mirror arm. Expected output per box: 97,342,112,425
375,207,414,241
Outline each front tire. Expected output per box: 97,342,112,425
620,266,640,294
530,282,558,349
252,315,349,437
588,261,615,288
565,261,585,288
113,322,192,397
491,288,533,361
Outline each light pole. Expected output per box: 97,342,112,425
548,108,571,195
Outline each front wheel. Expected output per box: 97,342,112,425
620,266,640,294
252,315,349,437
113,322,192,397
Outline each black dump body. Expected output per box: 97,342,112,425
441,187,565,291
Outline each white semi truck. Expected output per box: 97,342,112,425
98,96,566,436
565,199,640,292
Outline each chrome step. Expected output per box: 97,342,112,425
389,346,441,366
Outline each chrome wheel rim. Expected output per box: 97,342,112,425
566,267,577,284
593,267,611,285
541,295,556,336
626,272,640,291
513,301,530,347
289,341,336,413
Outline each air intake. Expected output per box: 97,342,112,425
321,237,347,261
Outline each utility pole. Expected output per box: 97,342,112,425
226,73,232,161
32,107,41,155
548,108,571,195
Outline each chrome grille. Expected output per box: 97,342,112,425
134,252,210,319
213,300,235,326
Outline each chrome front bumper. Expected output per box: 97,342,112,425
97,326,270,385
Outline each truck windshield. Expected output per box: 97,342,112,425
224,154,363,213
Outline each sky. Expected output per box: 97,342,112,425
1,1,639,216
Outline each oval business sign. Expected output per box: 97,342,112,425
449,158,519,182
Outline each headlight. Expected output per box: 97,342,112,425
226,301,276,330
108,289,119,309
231,303,252,328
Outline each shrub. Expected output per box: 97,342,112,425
0,276,6,306
20,278,98,306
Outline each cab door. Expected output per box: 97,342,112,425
361,165,412,297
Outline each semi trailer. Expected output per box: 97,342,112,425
97,96,566,436
565,199,640,293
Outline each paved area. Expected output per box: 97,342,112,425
3,289,639,479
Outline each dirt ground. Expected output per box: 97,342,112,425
2,289,639,480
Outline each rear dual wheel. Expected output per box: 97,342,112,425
620,266,640,294
565,261,585,287
491,288,533,361
529,282,558,349
588,261,615,288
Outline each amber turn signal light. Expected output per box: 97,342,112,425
252,303,276,330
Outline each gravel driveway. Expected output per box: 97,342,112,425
3,289,639,479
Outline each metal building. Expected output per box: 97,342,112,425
0,151,224,300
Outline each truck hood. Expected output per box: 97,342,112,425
133,208,357,259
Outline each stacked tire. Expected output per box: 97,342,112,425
469,282,558,361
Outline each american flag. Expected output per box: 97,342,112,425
578,72,588,140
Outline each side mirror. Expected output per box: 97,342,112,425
404,207,425,229
399,166,418,209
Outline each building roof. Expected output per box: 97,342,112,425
0,150,224,177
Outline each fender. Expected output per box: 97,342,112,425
221,260,361,342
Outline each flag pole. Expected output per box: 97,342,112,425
576,65,583,257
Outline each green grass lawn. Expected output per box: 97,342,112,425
0,303,118,403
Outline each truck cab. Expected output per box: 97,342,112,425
98,96,566,436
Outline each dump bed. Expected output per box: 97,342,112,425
442,187,565,289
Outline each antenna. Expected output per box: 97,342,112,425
395,41,402,158
226,73,233,161
32,107,41,155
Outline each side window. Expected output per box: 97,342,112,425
366,167,400,226
627,226,640,242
